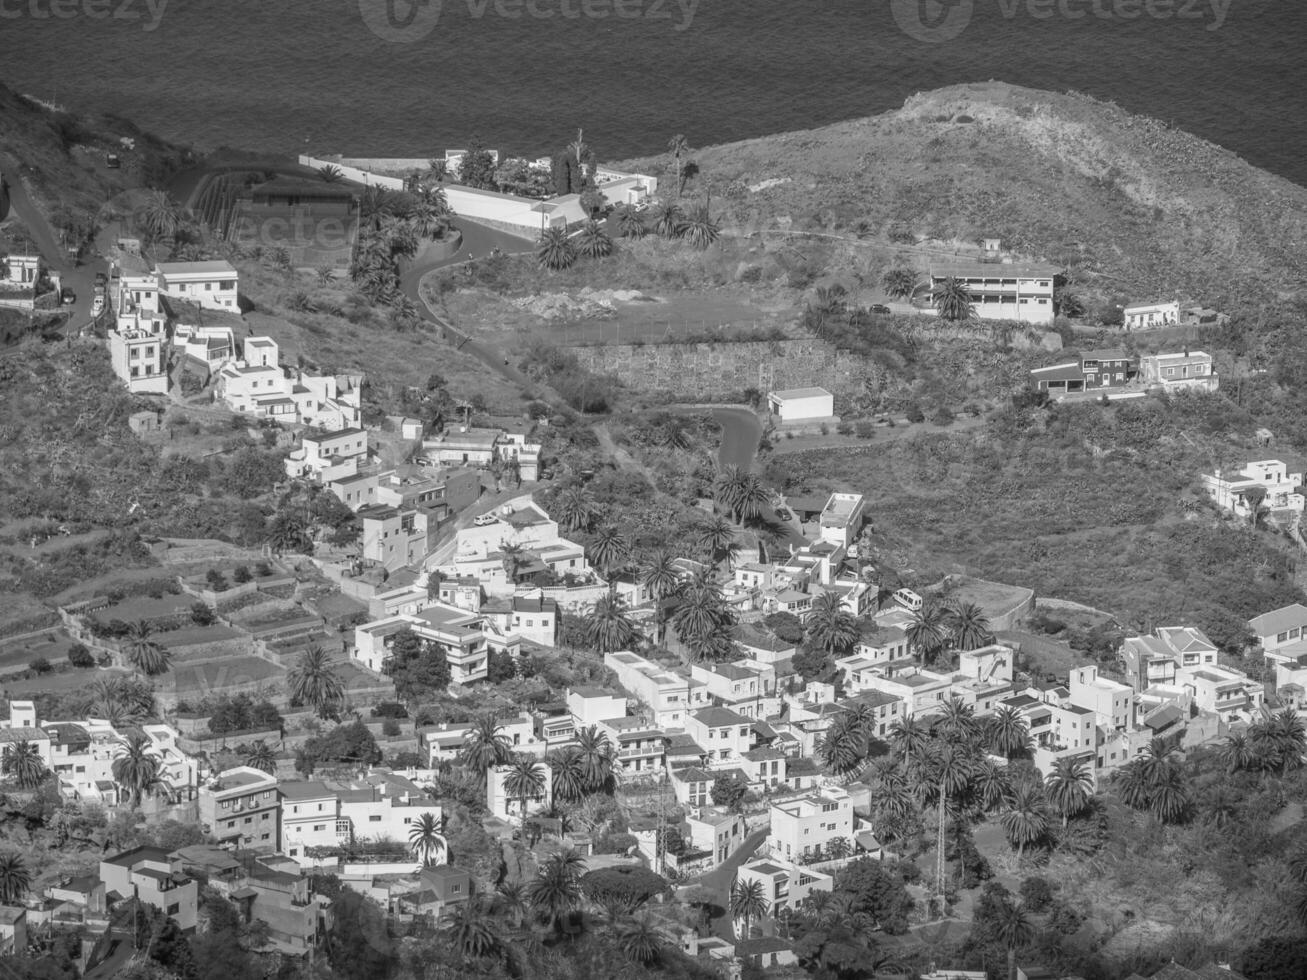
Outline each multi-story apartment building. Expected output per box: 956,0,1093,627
99,846,198,931
279,781,341,864
199,766,280,852
604,650,708,728
1202,460,1306,517
766,786,854,864
359,503,430,572
929,261,1059,324
691,661,777,720
1249,603,1307,664
596,716,666,774
355,603,521,686
284,428,369,482
816,493,866,548
684,707,754,769
1067,664,1133,731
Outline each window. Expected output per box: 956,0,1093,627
244,817,252,825
167,903,179,915
227,820,235,829
369,814,382,822
261,833,270,841
451,883,462,893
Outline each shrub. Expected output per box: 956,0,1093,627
836,421,854,436
855,421,876,439
232,565,252,584
190,602,216,626
254,561,272,577
205,569,229,592
905,403,925,423
29,657,52,674
931,405,955,426
67,644,95,669
1019,876,1055,912
371,702,409,719
381,718,401,738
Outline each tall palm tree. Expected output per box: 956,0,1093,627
973,759,1014,813
575,220,613,259
442,896,499,961
667,134,691,198
1147,770,1190,824
0,855,30,903
993,901,1035,980
881,267,918,301
735,473,771,522
408,811,446,867
573,726,614,793
888,716,931,771
1219,731,1256,773
806,592,859,656
947,602,994,651
458,715,512,775
550,748,588,804
587,526,629,578
537,226,576,271
987,706,1030,760
616,912,665,964
125,620,172,677
653,202,683,239
525,849,586,932
729,878,769,939
245,741,276,775
288,646,344,718
1113,760,1152,811
1001,784,1050,861
671,572,729,654
504,757,547,841
713,464,748,519
617,205,648,239
680,202,720,250
1136,735,1181,787
905,604,949,665
639,550,682,644
553,486,598,534
112,734,161,808
933,277,973,321
935,697,982,746
1045,757,1094,827
138,190,184,242
818,714,865,778
694,516,737,570
926,741,975,899
1,741,47,789
584,592,640,654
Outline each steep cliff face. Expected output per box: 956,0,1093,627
617,81,1307,306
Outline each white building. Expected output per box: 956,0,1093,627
216,336,362,430
353,603,521,687
815,493,866,548
486,762,552,823
1067,664,1132,732
284,427,369,482
1123,300,1179,331
604,650,708,729
767,387,834,424
172,322,238,371
928,261,1059,325
154,260,239,311
684,707,754,769
1139,350,1218,392
279,781,341,864
766,786,854,864
1249,603,1307,661
1202,460,1305,517
108,317,167,395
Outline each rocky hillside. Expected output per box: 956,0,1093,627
617,82,1307,308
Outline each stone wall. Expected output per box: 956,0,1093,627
570,340,865,398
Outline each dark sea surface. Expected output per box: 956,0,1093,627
1,0,1304,185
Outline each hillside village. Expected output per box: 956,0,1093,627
3,88,1307,980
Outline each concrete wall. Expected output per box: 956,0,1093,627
338,157,433,174
298,155,404,191
571,340,865,398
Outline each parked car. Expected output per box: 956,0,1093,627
774,507,792,522
473,513,498,527
94,271,108,286
869,304,891,314
60,287,75,305
414,456,434,467
105,153,121,169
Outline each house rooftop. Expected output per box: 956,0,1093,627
278,780,335,801
1249,603,1307,636
770,387,831,401
930,261,1061,279
691,707,751,728
155,260,237,276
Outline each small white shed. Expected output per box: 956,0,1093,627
767,387,834,423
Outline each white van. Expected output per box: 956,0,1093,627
892,588,923,612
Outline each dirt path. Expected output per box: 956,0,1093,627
768,413,989,456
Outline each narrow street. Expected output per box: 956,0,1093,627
692,827,769,939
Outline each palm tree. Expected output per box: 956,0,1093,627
987,706,1030,760
1113,760,1152,811
729,878,769,938
653,202,683,239
881,267,918,301
390,295,423,331
1045,757,1094,827
713,464,747,518
735,473,771,521
926,741,975,899
1202,786,1239,830
458,715,512,775
316,164,343,183
588,526,629,577
575,220,613,259
993,901,1035,980
1001,784,1050,861
138,190,184,242
667,134,691,198
288,646,344,717
825,835,853,860
806,592,859,656
616,205,647,239
639,550,681,644
947,601,993,651
671,573,729,654
888,716,931,770
409,811,446,867
935,697,982,746
525,849,586,931
1136,735,1181,786
973,760,1013,812
0,855,30,903
504,757,547,840
1,741,47,789
933,277,974,321
819,714,865,778
695,516,737,569
442,896,499,961
1147,770,1190,824
245,741,276,775
553,486,598,534
537,226,576,271
1219,731,1256,773
905,604,949,665
680,202,720,250
573,725,614,793
616,912,664,964
112,734,161,807
315,265,336,286
584,592,640,654
550,748,588,804
125,620,172,677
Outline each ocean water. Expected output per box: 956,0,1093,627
1,0,1303,186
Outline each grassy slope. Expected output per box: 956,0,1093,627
616,81,1307,307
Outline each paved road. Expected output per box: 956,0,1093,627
712,406,763,472
694,828,769,939
0,157,105,335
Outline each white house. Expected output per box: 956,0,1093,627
108,316,167,395
768,387,834,424
1249,604,1307,660
684,707,754,769
216,336,362,430
487,762,552,824
766,786,854,864
604,650,708,729
1123,300,1180,331
928,261,1059,325
154,260,239,311
1067,664,1132,732
279,781,341,865
285,428,369,482
1202,460,1305,517
816,493,866,548
172,322,237,371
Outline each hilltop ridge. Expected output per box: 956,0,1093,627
617,81,1307,307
